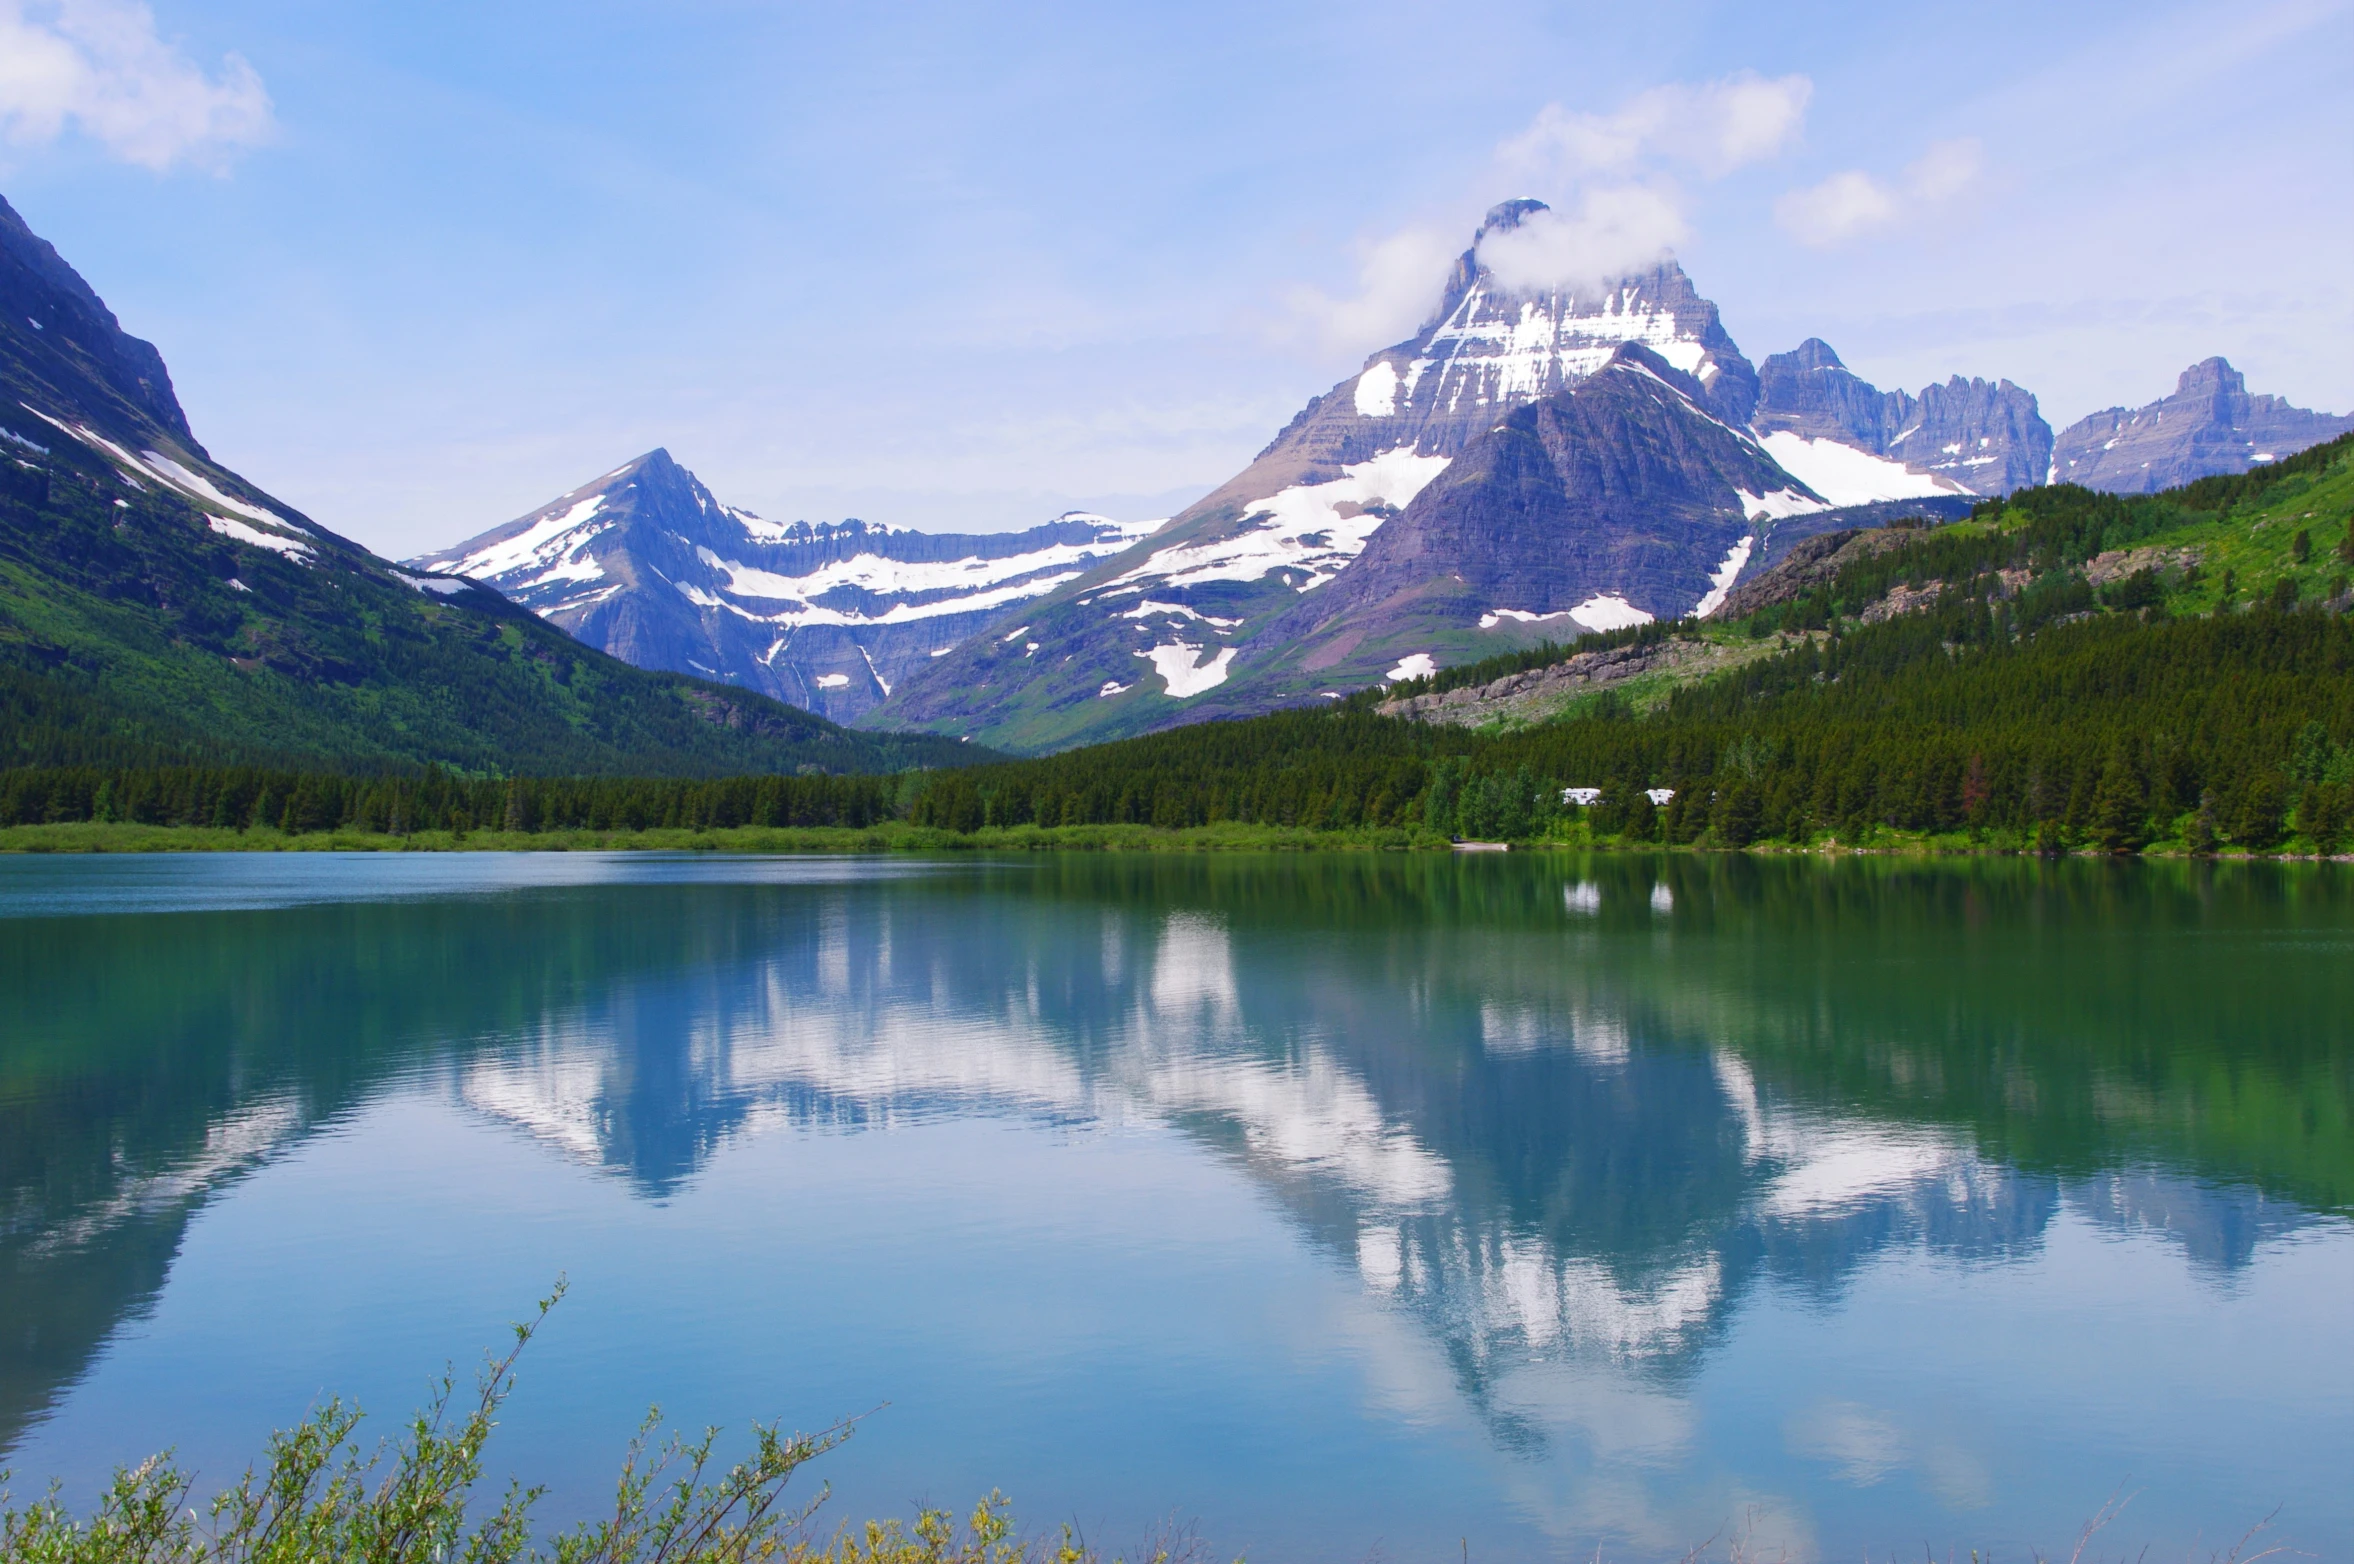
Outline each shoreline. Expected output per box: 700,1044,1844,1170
1,819,2347,861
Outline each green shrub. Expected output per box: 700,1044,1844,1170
0,1286,1191,1564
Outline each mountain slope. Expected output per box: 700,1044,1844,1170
1752,338,2051,498
2051,357,2353,493
0,193,969,775
413,450,1154,724
1191,345,1825,707
865,202,1782,753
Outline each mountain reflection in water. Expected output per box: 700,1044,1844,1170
1,853,2346,1556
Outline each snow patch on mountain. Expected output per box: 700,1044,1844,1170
701,533,1151,617
1759,432,1968,506
448,493,614,584
1737,487,1829,522
209,515,312,560
1107,447,1450,596
1141,643,1236,697
1386,653,1437,682
1477,607,1578,629
140,450,302,531
1693,535,1755,618
1415,280,1710,413
1569,595,1653,632
26,404,310,538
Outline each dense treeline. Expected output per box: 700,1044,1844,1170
905,605,2353,851
9,604,2350,852
0,764,901,834
905,704,1459,832
7,442,2352,854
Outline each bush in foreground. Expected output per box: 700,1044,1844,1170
0,1286,1189,1564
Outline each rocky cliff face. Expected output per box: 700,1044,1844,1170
1196,344,1823,706
1753,338,2051,498
413,452,1157,723
2051,358,2353,493
0,194,196,452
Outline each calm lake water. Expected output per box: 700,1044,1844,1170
2,852,2349,1562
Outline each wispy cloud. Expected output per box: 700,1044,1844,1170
1286,73,1812,352
1482,73,1811,291
1477,186,1690,295
1775,138,1985,247
1497,73,1813,186
1283,225,1463,355
0,0,273,172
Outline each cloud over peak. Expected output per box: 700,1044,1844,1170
1480,73,1811,292
0,0,274,172
1287,74,1815,352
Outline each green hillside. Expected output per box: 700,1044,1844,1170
0,430,967,775
897,434,2354,853
0,191,973,778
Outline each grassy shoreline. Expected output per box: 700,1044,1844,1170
3,818,2347,860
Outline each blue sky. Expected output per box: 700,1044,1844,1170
3,0,2349,556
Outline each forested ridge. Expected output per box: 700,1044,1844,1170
7,436,2352,854
0,399,973,778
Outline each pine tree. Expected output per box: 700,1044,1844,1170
2089,756,2145,852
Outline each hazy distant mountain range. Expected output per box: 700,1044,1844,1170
2051,356,2353,493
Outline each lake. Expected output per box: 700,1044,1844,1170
1,851,2348,1562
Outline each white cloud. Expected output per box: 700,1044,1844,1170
1285,74,1810,348
1775,138,1985,248
1477,73,1809,293
0,0,273,172
1478,186,1688,293
1283,225,1460,354
1499,72,1812,184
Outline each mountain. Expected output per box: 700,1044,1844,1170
0,193,970,775
1185,345,1829,708
864,202,1976,754
1752,338,2052,499
412,451,1156,724
2051,357,2353,493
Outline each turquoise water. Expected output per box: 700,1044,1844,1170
1,852,2348,1561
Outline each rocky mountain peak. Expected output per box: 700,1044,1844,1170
1754,340,2051,498
416,452,1160,723
1476,197,1549,238
2175,356,2245,399
1780,338,1847,373
1,192,199,451
2052,357,2351,494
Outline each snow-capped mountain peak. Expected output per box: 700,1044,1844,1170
411,452,1160,722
